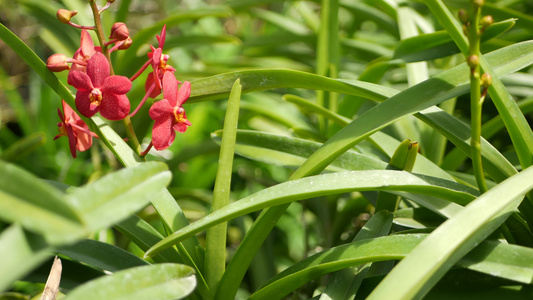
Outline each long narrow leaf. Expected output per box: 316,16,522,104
368,165,533,299
144,170,476,257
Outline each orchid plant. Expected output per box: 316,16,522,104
3,0,533,299
47,6,189,157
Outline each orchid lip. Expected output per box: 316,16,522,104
89,89,103,108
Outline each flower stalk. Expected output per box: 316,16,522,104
462,0,489,193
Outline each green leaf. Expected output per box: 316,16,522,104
0,225,51,292
65,162,171,232
144,170,476,257
57,239,149,272
249,233,533,300
291,40,533,179
393,19,515,63
320,211,393,300
0,132,46,162
211,129,388,172
425,0,533,170
205,79,242,290
0,161,83,244
189,69,394,103
63,264,196,300
368,165,533,299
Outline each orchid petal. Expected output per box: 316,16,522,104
57,107,65,122
176,81,191,106
162,72,178,106
68,71,93,91
80,30,96,59
152,117,175,151
149,99,173,121
173,121,190,133
75,90,98,118
158,25,167,48
99,93,130,120
87,53,110,88
101,75,132,95
66,126,77,158
73,120,93,151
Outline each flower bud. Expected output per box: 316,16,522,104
481,73,492,88
118,37,133,50
47,53,70,72
57,9,77,24
109,22,129,41
467,55,479,69
458,9,469,25
473,0,485,7
480,15,493,31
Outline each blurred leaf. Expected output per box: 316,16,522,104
212,129,387,172
62,264,196,300
0,225,51,292
0,161,83,244
0,133,45,162
393,19,515,63
65,162,171,232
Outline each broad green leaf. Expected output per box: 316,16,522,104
0,225,51,292
144,170,476,257
368,165,533,299
63,264,196,300
0,161,83,244
250,234,533,300
65,162,171,232
57,239,148,273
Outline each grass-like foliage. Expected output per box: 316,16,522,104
2,0,533,299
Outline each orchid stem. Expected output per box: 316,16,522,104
130,83,156,118
123,115,143,157
88,0,112,74
466,0,488,193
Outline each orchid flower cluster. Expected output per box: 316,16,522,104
47,2,191,158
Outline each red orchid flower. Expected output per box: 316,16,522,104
149,72,191,150
146,25,176,95
54,100,97,158
70,29,100,74
68,52,131,120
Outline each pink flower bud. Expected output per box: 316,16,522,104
57,9,77,24
109,22,129,41
47,53,70,72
